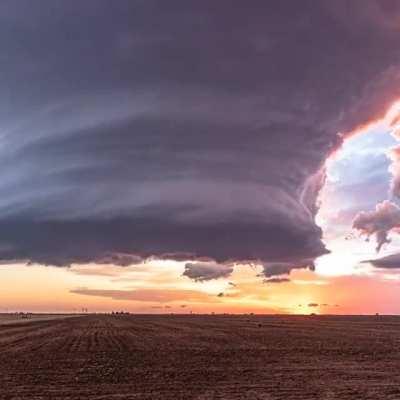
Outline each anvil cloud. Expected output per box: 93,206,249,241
0,1,400,275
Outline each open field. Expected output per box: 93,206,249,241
0,313,82,326
1,314,400,399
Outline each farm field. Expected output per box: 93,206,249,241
0,313,81,326
1,314,400,399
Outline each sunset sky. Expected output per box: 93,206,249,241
1,1,400,314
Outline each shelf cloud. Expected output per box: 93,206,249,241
0,1,400,275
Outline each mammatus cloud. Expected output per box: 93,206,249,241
183,262,233,282
353,201,400,252
0,1,400,274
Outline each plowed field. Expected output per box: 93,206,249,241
1,314,400,399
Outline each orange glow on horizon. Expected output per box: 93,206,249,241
0,263,397,315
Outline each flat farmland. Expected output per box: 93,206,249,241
1,314,400,399
0,313,80,326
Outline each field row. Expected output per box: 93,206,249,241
1,315,400,399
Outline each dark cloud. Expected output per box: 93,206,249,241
263,278,291,284
363,253,400,269
0,1,400,271
353,201,400,252
260,261,314,278
183,262,233,282
308,303,319,308
95,253,143,267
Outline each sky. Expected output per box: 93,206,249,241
1,1,400,314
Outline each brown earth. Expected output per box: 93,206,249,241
0,313,81,326
1,314,400,399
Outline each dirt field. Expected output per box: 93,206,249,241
0,313,80,326
1,314,400,399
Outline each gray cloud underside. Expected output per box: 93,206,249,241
363,253,400,269
183,262,234,282
260,260,315,278
1,1,400,272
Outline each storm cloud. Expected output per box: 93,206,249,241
260,260,315,278
183,262,234,282
0,1,400,272
363,252,400,269
353,200,400,252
